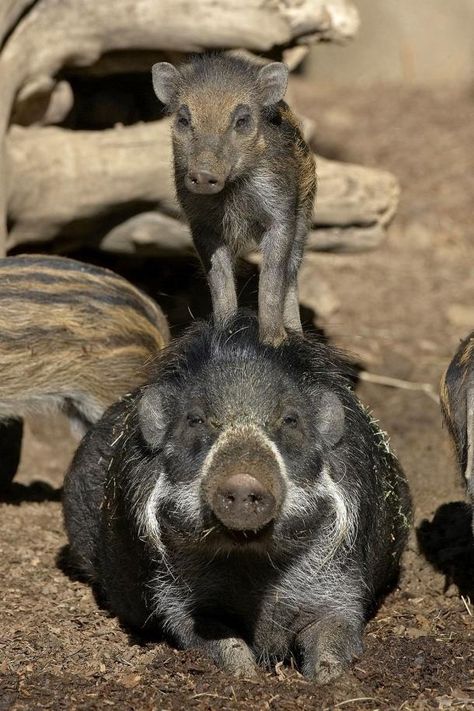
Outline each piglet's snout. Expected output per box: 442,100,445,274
212,473,276,531
185,170,224,195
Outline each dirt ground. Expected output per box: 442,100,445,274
1,83,474,710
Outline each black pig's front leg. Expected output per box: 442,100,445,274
192,227,238,324
167,614,257,677
295,613,364,684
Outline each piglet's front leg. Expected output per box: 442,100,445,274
193,229,238,325
259,224,295,346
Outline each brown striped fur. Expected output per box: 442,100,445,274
0,255,169,429
440,331,474,531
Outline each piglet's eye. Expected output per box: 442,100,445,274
282,413,299,427
177,116,189,128
235,115,250,130
187,413,204,427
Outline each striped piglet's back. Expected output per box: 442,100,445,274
0,254,170,426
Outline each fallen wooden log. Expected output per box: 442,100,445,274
0,0,33,46
6,120,399,251
99,212,388,257
0,0,360,249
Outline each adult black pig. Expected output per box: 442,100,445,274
63,313,411,683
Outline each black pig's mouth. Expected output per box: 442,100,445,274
203,518,275,549
226,525,273,544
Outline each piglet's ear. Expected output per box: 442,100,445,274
152,62,181,108
315,390,345,447
257,62,288,106
138,385,167,449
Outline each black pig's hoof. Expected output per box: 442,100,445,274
299,617,363,685
313,654,347,685
214,637,258,678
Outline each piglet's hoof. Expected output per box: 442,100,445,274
260,326,288,347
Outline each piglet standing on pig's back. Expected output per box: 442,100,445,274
63,313,411,683
152,53,316,346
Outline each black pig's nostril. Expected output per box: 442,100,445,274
211,473,276,531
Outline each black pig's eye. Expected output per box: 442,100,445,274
234,114,250,130
282,413,299,428
187,413,204,427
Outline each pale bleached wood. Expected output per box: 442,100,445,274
0,0,34,46
6,119,399,251
98,211,387,258
11,80,74,126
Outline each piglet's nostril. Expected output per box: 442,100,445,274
185,170,224,194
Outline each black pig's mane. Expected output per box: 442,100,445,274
147,310,354,395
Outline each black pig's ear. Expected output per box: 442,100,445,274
138,386,167,449
257,62,288,106
152,62,181,108
315,390,345,446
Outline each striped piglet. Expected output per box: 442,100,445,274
0,255,169,486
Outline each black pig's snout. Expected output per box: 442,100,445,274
185,170,225,195
212,473,276,531
203,429,285,535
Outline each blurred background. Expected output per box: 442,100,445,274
307,0,474,87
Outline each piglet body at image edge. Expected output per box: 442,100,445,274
152,53,316,345
63,313,411,683
441,331,474,534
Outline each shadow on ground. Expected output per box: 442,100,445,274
417,501,474,598
0,480,62,504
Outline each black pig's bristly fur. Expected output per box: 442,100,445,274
64,311,411,682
